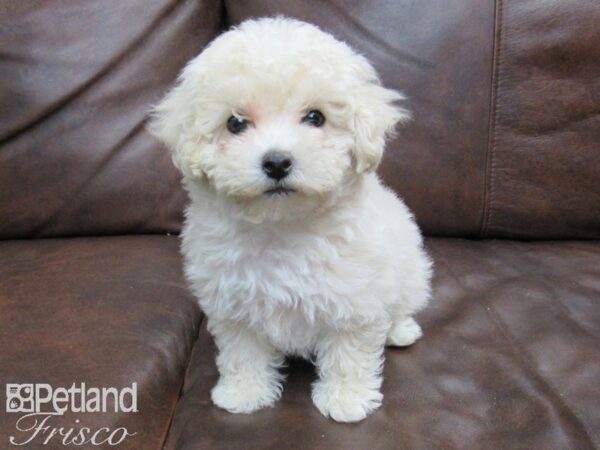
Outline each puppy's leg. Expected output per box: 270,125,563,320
210,320,284,414
312,323,387,423
387,255,431,347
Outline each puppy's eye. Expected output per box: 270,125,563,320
302,110,325,127
227,116,249,134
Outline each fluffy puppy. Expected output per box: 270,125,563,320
150,17,432,423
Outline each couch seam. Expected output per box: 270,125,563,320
160,312,206,450
219,0,229,31
480,0,504,237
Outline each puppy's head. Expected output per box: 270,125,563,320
150,17,408,222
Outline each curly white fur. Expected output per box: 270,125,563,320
150,17,432,423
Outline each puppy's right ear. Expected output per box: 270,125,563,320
148,68,204,179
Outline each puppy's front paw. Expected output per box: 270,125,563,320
211,375,281,414
386,317,423,347
312,379,383,423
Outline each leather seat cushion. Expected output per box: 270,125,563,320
164,238,600,450
0,236,200,449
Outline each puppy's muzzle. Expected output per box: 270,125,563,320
262,150,293,181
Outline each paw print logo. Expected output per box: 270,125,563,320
6,384,34,413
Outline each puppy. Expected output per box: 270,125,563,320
150,17,432,423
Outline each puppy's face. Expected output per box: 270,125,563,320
150,18,407,222
200,93,354,200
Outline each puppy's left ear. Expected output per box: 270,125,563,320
351,84,409,173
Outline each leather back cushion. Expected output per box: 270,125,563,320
0,0,221,239
1,0,598,239
226,0,600,239
482,0,600,238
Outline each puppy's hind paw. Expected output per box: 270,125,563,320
386,317,423,347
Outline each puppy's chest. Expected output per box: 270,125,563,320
190,225,342,317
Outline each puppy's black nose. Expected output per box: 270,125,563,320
262,150,293,181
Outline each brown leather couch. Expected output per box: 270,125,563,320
1,1,599,449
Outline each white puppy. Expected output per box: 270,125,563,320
150,17,432,423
